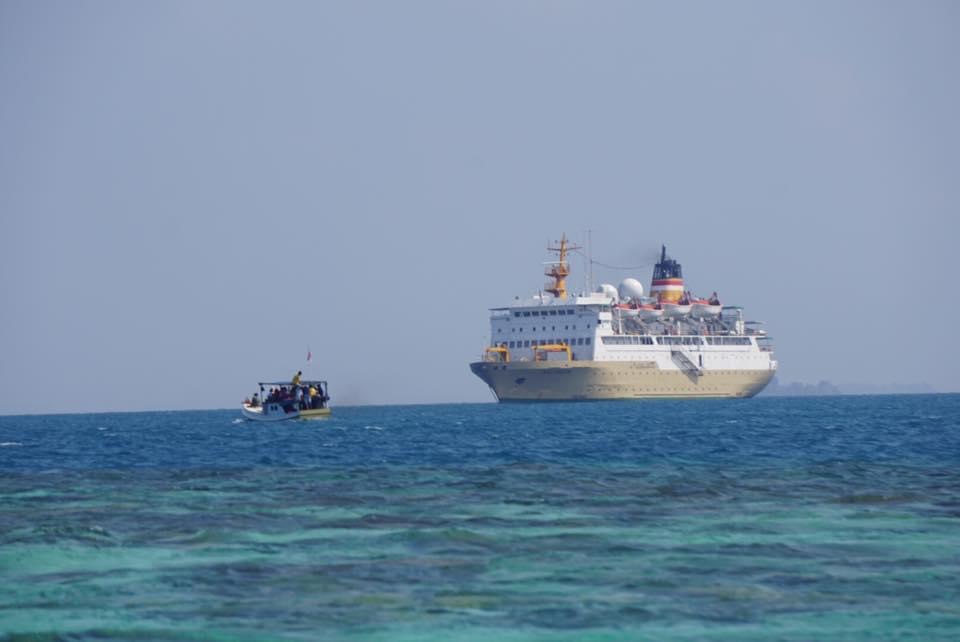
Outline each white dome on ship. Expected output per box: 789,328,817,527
618,278,644,301
595,283,619,301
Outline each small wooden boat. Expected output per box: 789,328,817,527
241,380,331,422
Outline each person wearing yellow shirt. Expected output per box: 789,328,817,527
292,370,302,387
308,385,318,409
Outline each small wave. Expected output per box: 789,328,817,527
365,425,384,431
0,442,23,447
831,493,914,505
97,426,108,431
231,418,245,424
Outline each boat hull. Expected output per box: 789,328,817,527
470,360,775,401
241,403,331,421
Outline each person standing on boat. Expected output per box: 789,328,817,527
294,385,304,410
292,370,302,387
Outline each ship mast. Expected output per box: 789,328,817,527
544,234,581,300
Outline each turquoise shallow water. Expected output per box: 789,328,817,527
1,395,959,641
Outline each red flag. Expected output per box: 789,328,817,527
307,350,312,362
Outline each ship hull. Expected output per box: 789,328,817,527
470,361,775,401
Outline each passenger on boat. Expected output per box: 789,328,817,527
294,385,303,409
280,387,295,412
292,371,302,387
709,292,720,305
250,393,260,408
309,384,326,409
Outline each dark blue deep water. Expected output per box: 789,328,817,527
1,395,959,641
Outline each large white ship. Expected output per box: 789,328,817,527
470,236,777,401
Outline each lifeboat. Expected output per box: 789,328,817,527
660,301,691,318
690,299,722,319
614,303,640,318
637,303,664,322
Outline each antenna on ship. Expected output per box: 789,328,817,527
544,233,581,300
587,229,594,294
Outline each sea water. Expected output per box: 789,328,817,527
1,395,959,641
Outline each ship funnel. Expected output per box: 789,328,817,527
650,245,684,304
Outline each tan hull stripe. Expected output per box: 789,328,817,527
470,361,775,400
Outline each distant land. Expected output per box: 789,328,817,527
760,378,936,396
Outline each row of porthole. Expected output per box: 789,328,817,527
501,324,592,333
587,387,721,393
593,370,762,377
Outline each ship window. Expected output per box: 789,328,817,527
514,312,521,318
552,326,556,331
523,312,530,317
585,338,591,345
550,310,557,316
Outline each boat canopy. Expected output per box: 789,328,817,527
257,380,328,388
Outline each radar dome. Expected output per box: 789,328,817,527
618,278,644,302
595,283,619,301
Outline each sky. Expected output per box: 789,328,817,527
1,1,958,414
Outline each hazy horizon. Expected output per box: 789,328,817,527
2,1,958,414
